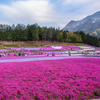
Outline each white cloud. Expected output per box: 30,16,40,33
0,0,56,24
0,21,12,25
0,0,100,29
63,0,100,14
61,0,100,21
63,0,94,6
58,23,66,29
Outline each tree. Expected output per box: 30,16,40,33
71,34,79,42
79,31,87,43
63,31,67,42
66,31,73,42
47,27,53,41
55,29,61,41
59,32,64,42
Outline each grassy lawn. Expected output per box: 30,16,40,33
3,44,18,47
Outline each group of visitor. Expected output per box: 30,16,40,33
0,52,28,57
68,51,71,56
45,52,55,56
0,52,56,57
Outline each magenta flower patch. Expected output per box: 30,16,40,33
0,58,100,99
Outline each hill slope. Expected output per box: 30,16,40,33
63,11,100,38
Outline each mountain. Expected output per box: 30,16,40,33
62,11,100,38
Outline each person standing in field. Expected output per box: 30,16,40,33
68,51,71,56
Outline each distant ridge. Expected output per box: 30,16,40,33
62,11,100,38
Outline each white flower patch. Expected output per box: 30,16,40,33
51,46,62,49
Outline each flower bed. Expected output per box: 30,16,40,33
9,47,24,51
67,46,80,49
8,45,84,52
0,58,100,99
0,49,10,52
24,47,40,51
40,46,70,51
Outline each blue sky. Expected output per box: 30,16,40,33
0,0,100,29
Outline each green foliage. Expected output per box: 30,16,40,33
71,34,79,42
59,32,64,42
0,23,99,47
63,31,67,42
3,44,18,47
79,31,100,47
90,28,100,37
94,91,100,96
66,31,73,42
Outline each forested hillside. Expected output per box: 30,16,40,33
0,23,100,47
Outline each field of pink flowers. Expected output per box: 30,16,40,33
0,58,100,99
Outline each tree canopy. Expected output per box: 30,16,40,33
0,23,100,47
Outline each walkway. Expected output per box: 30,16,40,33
0,55,100,62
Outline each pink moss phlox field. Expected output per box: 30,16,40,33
0,58,100,99
9,47,24,51
7,45,80,52
67,46,80,49
40,46,71,51
0,49,10,52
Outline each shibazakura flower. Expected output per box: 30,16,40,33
0,58,100,99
